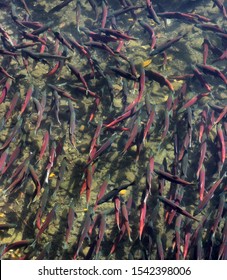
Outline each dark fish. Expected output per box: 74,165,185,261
0,223,17,230
192,66,212,91
209,192,225,258
68,99,77,147
33,97,43,134
51,90,61,125
158,196,199,222
84,41,115,56
67,63,88,89
87,0,99,21
0,66,14,80
97,181,135,205
107,5,144,18
146,155,154,194
48,0,74,14
0,49,18,57
150,34,186,56
161,110,170,140
195,23,226,33
53,31,74,51
85,165,94,205
98,28,137,41
14,42,41,50
48,84,77,102
137,65,146,102
21,31,46,45
31,22,53,36
109,66,137,81
25,50,68,61
17,20,43,30
146,69,174,91
54,157,68,196
208,102,225,113
35,185,49,229
73,208,93,259
33,184,49,230
35,242,52,260
154,168,194,186
187,107,192,148
156,234,164,260
10,3,25,27
218,216,227,260
174,215,182,260
29,164,41,197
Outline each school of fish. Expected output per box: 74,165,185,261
0,0,227,260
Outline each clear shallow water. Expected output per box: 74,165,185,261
0,0,226,260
